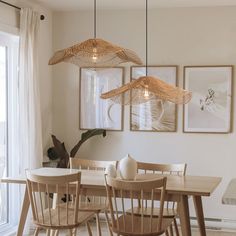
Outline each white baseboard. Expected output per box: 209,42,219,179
3,217,236,235
189,217,236,232
101,210,236,232
100,211,236,232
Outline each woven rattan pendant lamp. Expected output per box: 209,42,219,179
101,0,192,105
48,0,142,67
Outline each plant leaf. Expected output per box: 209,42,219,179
70,129,106,157
51,135,69,168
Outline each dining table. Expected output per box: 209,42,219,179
1,167,221,236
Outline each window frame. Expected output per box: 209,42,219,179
0,29,21,234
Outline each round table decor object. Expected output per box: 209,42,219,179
119,154,137,180
105,164,117,178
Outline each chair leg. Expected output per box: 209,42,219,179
33,227,40,236
46,229,51,236
72,228,77,236
173,218,180,236
86,222,93,236
96,213,102,236
169,224,174,236
68,229,73,236
165,229,169,236
50,230,57,236
104,210,113,236
49,230,54,236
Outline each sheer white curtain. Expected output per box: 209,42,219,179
18,8,43,174
18,7,43,234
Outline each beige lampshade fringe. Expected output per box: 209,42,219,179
100,76,192,105
48,38,142,67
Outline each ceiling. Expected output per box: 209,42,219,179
32,0,236,11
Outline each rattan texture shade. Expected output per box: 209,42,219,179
100,0,192,106
100,76,192,105
48,38,142,67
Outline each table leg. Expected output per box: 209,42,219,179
178,195,192,236
17,186,30,236
193,196,206,236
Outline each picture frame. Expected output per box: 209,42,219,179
183,65,233,133
130,66,178,132
79,67,124,131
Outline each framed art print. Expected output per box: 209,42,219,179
79,67,124,131
183,66,233,133
130,66,177,132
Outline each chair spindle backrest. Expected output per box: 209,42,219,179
70,158,117,171
137,162,186,176
137,162,186,209
70,158,117,205
105,175,167,235
26,170,81,228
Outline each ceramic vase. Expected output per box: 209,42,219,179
105,164,117,178
119,154,137,180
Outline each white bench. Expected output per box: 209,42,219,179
222,179,236,205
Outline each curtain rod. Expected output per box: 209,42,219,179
0,0,45,20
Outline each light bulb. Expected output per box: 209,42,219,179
144,86,150,99
92,47,98,62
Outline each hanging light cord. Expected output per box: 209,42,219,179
145,0,148,76
94,0,97,38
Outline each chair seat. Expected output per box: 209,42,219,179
126,207,177,218
112,215,174,236
35,203,95,229
79,202,108,213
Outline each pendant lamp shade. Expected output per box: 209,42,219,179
100,76,192,105
48,38,142,67
100,0,192,105
48,0,142,67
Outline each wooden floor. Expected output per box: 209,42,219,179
33,222,236,236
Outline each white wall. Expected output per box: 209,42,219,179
0,0,53,152
0,4,19,32
52,7,236,223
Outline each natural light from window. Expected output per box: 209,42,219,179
0,31,20,234
0,45,7,226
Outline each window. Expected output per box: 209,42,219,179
0,31,20,233
0,42,7,226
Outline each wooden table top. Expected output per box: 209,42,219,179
1,168,222,197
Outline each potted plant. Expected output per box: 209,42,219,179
48,129,106,168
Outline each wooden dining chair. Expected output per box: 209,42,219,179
70,158,117,236
135,162,187,236
105,175,174,236
26,170,95,236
